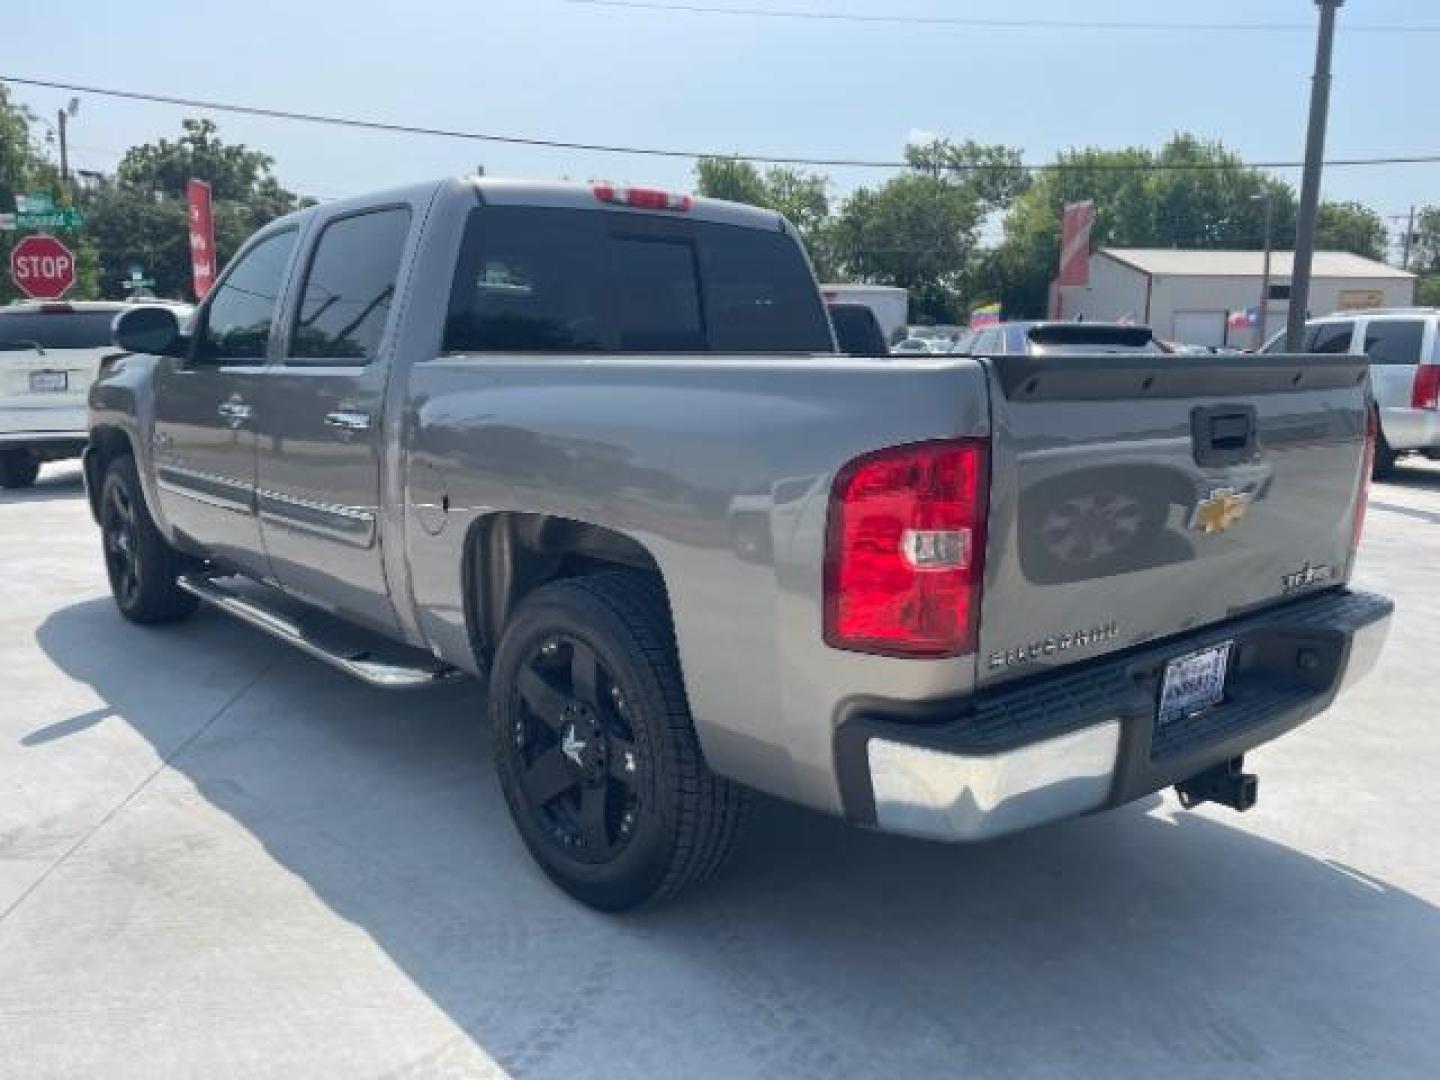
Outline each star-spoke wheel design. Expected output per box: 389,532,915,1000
102,481,143,609
509,635,643,864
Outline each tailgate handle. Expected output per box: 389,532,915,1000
1192,405,1258,466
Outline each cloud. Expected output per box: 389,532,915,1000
905,128,943,147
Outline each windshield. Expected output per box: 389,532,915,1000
0,310,118,350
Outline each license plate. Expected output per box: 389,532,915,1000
29,371,67,393
1157,642,1232,727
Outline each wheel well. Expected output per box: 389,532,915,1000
84,426,135,521
463,513,666,669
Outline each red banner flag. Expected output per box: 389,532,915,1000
1058,201,1095,288
186,179,216,300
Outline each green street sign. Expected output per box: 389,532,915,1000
15,192,54,214
16,209,84,230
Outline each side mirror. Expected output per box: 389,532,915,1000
113,306,183,357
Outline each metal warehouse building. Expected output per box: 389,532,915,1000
1058,248,1416,348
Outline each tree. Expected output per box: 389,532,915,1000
1417,274,1440,308
828,174,983,322
1405,205,1440,273
695,157,833,274
1315,200,1387,261
0,82,100,301
904,138,1029,213
87,119,303,299
989,134,1293,318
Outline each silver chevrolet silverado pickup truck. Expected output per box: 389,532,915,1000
87,177,1392,909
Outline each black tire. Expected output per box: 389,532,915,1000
0,449,40,489
100,455,199,625
490,571,745,910
1373,421,1399,480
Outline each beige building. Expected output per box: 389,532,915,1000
1058,248,1417,347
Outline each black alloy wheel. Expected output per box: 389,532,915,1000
102,478,143,610
509,633,644,864
491,572,745,910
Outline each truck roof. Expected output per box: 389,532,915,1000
269,177,790,236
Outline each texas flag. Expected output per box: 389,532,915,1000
1228,307,1261,329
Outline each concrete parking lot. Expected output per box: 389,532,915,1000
1,461,1437,1080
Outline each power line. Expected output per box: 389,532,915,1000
5,73,1440,173
560,0,1440,34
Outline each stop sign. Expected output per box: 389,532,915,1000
10,233,76,300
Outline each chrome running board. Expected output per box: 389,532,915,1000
177,573,463,690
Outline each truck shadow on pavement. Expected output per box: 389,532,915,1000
33,598,1440,1079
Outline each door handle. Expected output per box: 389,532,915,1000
324,410,372,433
217,398,252,427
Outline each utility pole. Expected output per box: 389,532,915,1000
1255,189,1275,350
57,108,69,188
1402,205,1416,270
1288,0,1344,350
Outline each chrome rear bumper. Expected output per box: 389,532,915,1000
838,589,1392,843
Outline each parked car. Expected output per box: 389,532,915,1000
960,321,1165,356
891,337,934,354
826,301,888,356
0,300,191,488
88,177,1390,909
1263,309,1440,476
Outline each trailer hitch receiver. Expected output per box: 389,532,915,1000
1175,756,1258,813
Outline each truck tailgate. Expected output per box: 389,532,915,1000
976,352,1371,687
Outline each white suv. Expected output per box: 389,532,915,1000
0,300,189,489
1266,308,1440,476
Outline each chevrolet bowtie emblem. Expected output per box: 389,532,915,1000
1190,487,1253,534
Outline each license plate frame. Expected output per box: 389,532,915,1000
1156,642,1232,729
28,370,68,393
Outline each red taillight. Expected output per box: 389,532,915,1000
593,183,693,212
825,439,989,658
1411,365,1440,410
1353,408,1377,549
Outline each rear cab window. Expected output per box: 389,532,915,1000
0,309,117,351
443,206,833,354
1025,324,1163,355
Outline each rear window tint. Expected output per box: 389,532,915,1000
444,206,832,354
1363,320,1425,365
1304,321,1354,353
1025,324,1161,355
0,310,118,350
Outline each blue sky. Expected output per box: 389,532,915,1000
3,0,1436,244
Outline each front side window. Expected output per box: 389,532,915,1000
443,206,832,354
1304,321,1355,354
289,208,412,365
1362,320,1425,366
199,230,297,361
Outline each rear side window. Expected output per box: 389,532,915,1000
1304,321,1355,354
1362,320,1425,366
0,310,117,350
444,206,832,354
289,207,411,365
